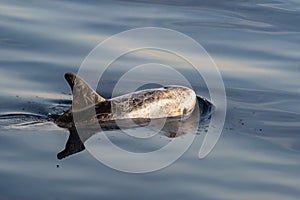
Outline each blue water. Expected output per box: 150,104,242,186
1,0,300,199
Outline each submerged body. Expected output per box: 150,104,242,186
54,73,197,128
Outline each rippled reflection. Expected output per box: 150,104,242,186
1,0,300,199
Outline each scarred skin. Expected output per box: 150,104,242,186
54,73,197,129
54,73,206,160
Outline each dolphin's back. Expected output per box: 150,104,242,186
107,86,196,120
55,73,197,128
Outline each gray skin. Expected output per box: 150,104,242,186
54,73,197,129
53,73,216,160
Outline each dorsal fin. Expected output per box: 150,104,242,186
64,72,105,110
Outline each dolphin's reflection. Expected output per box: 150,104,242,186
56,97,213,160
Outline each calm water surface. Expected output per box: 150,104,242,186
0,0,300,199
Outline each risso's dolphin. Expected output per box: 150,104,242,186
53,73,216,159
54,72,197,129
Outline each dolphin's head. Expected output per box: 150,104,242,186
163,86,197,117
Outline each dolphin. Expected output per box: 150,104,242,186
53,73,216,159
54,72,197,129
